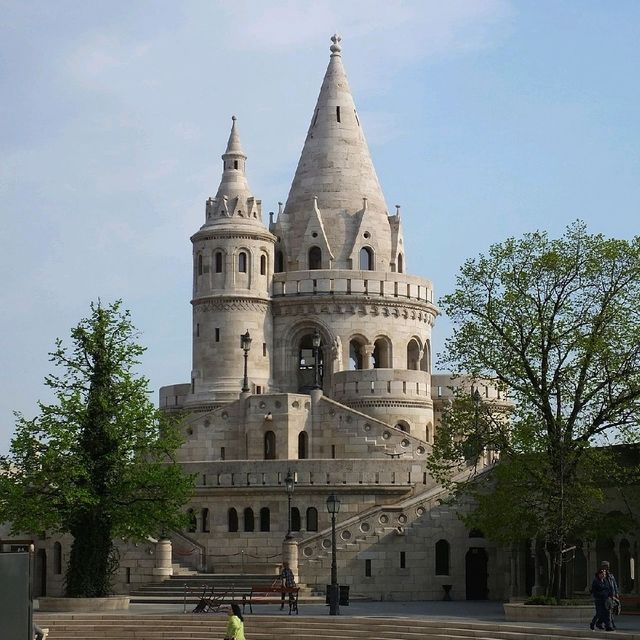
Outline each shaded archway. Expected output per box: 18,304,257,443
373,337,392,368
407,339,420,370
298,431,308,459
359,246,374,270
466,548,488,599
264,431,276,460
309,246,322,269
297,332,324,392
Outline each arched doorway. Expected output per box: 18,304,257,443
297,332,323,392
466,547,488,599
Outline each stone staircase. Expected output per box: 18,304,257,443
34,613,640,640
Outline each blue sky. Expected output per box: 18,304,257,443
1,1,639,454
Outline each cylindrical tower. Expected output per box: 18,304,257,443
186,117,276,408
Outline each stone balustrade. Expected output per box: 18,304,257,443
331,368,431,400
180,458,429,489
272,269,434,304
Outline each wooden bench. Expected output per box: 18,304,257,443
247,585,299,614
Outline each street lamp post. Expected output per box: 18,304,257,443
312,329,321,389
326,493,341,615
284,470,295,539
240,330,252,393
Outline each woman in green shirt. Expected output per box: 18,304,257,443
224,603,245,640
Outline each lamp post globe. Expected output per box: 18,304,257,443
285,470,295,539
312,329,321,389
326,493,341,615
240,330,252,393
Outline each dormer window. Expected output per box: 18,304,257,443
309,246,322,270
360,246,374,270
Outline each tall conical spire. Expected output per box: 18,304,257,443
279,35,392,269
215,115,250,201
201,116,264,228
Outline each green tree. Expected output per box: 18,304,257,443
428,222,640,598
0,301,194,597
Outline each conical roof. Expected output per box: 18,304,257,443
199,116,265,230
280,35,391,269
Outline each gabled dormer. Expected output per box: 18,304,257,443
347,197,387,271
295,196,334,270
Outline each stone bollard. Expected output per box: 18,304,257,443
152,538,174,582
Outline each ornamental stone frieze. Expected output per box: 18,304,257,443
272,298,436,325
192,297,270,313
344,399,433,410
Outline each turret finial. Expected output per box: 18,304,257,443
232,115,237,122
330,34,342,55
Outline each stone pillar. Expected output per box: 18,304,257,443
362,345,375,369
152,538,174,582
282,538,299,582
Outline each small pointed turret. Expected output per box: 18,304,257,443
203,116,264,227
279,35,392,270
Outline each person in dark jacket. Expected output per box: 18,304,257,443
602,561,620,630
590,569,614,631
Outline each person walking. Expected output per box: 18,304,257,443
224,603,245,640
590,568,614,631
279,561,296,611
602,560,620,630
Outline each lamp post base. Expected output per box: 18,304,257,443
327,584,340,615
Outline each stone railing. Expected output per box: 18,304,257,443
331,368,431,400
272,269,434,304
179,458,429,489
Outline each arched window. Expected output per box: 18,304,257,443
309,246,322,270
244,507,255,532
359,246,374,270
395,421,410,433
215,251,223,273
264,431,276,460
298,432,308,459
260,507,270,532
373,337,391,368
435,539,450,575
275,250,284,273
291,507,301,532
187,508,197,533
197,254,203,276
397,253,404,273
306,507,318,532
407,339,420,370
349,339,364,370
260,255,267,275
201,508,210,533
238,251,248,273
228,508,238,532
53,542,62,575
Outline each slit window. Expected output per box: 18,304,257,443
365,559,372,577
336,106,341,122
234,160,238,169
215,328,220,342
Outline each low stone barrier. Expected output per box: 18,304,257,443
37,596,130,611
503,602,593,622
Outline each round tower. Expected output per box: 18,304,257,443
270,37,439,439
186,117,276,408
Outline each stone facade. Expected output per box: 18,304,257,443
15,35,637,601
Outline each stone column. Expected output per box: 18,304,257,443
282,538,299,582
152,538,174,583
362,345,375,369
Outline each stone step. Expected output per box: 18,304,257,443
34,614,639,640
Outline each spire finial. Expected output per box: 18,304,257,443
330,34,342,55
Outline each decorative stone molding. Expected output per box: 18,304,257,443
192,297,270,313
